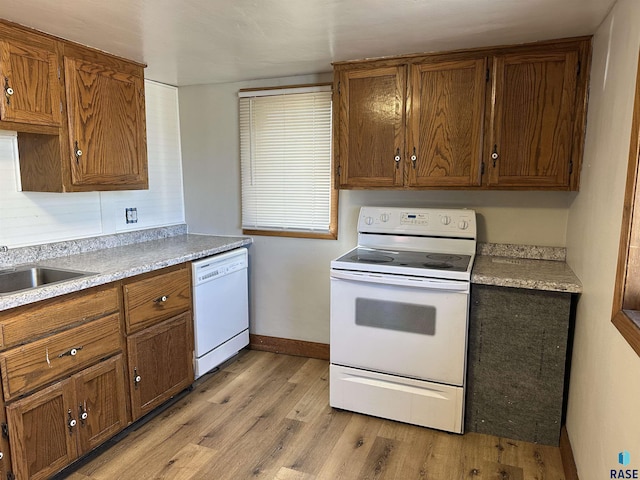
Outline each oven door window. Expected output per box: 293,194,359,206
355,298,436,335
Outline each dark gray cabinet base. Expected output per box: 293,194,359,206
465,284,573,446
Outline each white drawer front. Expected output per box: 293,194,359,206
330,364,464,433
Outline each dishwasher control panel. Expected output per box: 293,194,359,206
193,248,248,284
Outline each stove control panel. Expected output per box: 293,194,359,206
358,207,476,239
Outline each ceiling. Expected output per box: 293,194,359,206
0,0,616,86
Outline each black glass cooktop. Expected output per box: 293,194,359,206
335,248,472,272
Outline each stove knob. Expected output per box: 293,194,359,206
441,215,451,225
380,213,390,222
458,220,469,230
364,216,374,225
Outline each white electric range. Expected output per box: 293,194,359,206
329,206,476,433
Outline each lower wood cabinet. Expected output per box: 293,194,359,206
6,354,127,480
0,264,195,478
127,312,194,421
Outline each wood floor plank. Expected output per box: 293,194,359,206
357,435,403,479
316,413,385,479
288,358,328,386
477,461,524,480
499,439,565,480
69,351,566,480
286,362,329,423
154,443,219,480
274,466,317,480
278,404,352,476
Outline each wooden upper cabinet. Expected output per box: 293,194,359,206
65,56,148,189
486,48,581,188
407,58,486,187
333,37,591,190
0,19,149,192
0,36,61,126
336,66,406,188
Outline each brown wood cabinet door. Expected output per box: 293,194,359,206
6,379,78,480
407,58,486,187
0,39,61,126
127,312,194,421
64,56,148,189
74,354,128,453
337,66,406,188
487,49,579,188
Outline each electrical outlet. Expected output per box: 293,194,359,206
125,207,138,224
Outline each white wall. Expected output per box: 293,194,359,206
0,80,185,248
565,0,640,477
180,75,572,344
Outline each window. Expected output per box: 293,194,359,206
612,52,640,357
239,84,337,239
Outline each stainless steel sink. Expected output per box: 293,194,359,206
0,266,96,295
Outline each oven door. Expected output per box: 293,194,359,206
330,269,469,386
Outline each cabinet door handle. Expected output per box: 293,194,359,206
394,148,401,168
67,409,77,434
491,144,499,167
4,78,13,105
134,367,141,388
58,346,83,358
74,141,83,164
79,404,88,425
411,147,417,169
154,295,169,303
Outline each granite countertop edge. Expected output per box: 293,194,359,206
0,234,252,312
471,254,582,294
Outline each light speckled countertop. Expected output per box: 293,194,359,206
471,255,582,293
0,234,252,312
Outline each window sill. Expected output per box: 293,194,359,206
242,228,337,240
612,309,640,357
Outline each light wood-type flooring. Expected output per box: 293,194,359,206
65,350,566,480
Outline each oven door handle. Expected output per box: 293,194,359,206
330,269,469,291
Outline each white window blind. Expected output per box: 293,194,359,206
239,86,332,234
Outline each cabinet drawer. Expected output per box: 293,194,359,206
0,313,122,401
0,284,119,350
123,266,191,333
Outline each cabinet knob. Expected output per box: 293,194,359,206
74,141,83,164
67,409,77,434
4,78,12,105
394,148,401,168
79,404,88,424
134,367,141,388
411,147,417,169
154,295,169,303
58,346,83,358
0,452,4,460
491,145,499,167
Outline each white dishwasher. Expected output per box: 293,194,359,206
192,247,249,379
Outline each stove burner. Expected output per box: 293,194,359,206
425,253,463,262
422,262,453,269
350,254,394,264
